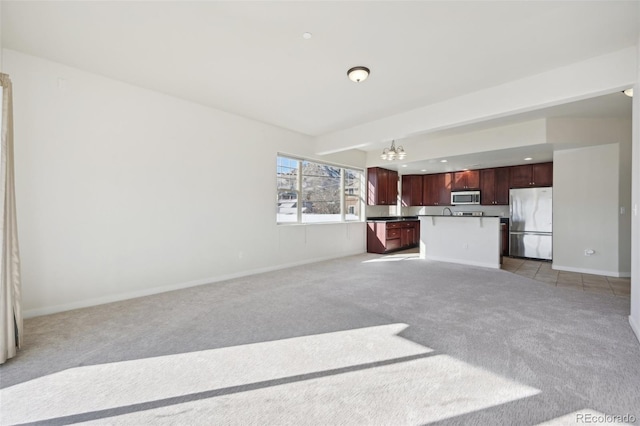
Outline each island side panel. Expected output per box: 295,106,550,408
419,216,501,269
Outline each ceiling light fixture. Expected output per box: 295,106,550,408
524,157,533,161
302,32,312,40
380,140,406,161
347,66,370,83
440,159,448,163
623,88,634,97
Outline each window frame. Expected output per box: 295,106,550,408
276,154,364,225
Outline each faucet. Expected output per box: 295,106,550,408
442,207,453,216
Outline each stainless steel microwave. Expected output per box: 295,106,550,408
451,190,480,205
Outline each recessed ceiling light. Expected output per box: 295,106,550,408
440,159,448,163
524,157,533,161
462,168,469,171
420,169,427,172
302,32,312,40
401,165,408,168
623,88,633,97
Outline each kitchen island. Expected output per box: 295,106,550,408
418,215,501,269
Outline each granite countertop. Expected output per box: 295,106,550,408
417,214,502,218
366,216,419,222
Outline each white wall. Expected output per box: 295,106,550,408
5,49,366,317
619,128,633,274
0,2,3,71
553,144,624,276
629,23,640,342
546,118,633,275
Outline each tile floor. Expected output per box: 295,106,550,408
501,257,631,297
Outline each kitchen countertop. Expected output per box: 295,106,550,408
366,216,419,222
417,214,502,218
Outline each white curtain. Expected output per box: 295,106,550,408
0,73,22,364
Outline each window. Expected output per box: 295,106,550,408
344,168,362,221
277,155,363,224
276,157,299,223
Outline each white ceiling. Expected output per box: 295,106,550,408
385,91,633,174
2,0,638,139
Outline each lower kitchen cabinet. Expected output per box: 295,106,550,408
501,222,509,257
367,220,420,254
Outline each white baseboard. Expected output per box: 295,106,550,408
630,315,640,344
552,264,631,278
23,249,365,319
424,255,501,270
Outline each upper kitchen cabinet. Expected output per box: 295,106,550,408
423,173,451,206
368,167,398,205
480,167,510,205
452,170,480,190
532,162,553,187
509,162,553,188
401,175,423,206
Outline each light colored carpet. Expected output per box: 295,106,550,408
1,251,639,425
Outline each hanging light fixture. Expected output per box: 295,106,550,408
347,66,370,83
380,140,406,161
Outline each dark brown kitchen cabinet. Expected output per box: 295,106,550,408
367,220,420,254
401,175,423,206
509,162,553,188
532,162,553,187
401,220,420,247
367,167,398,205
452,170,480,190
501,222,509,257
480,167,510,205
423,173,451,206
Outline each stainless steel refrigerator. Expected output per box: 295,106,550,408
509,187,552,260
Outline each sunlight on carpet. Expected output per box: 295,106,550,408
361,253,421,263
1,324,540,425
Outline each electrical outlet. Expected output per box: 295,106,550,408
620,207,625,215
462,243,468,249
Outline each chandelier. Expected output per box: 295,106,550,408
380,140,406,161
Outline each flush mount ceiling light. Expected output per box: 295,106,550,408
347,66,370,83
524,157,533,161
623,88,634,97
380,140,406,161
